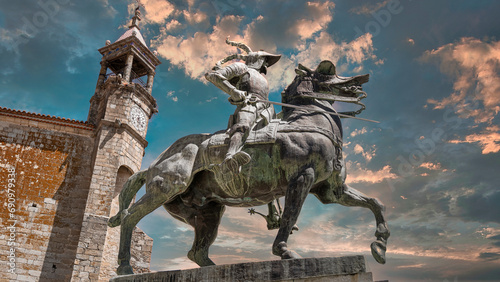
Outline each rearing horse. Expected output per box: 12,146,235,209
108,60,390,275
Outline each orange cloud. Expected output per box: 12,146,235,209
130,0,176,25
397,263,425,269
291,2,335,40
352,144,376,162
182,10,209,26
346,161,397,183
164,19,182,32
421,37,500,124
151,6,376,93
448,125,500,154
420,162,442,170
350,127,368,137
266,32,376,93
152,15,245,80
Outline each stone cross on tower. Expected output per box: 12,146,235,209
130,2,143,29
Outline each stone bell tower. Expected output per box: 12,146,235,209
72,6,161,281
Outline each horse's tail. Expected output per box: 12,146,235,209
108,169,148,227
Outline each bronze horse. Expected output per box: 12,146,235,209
108,60,390,275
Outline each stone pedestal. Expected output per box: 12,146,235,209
110,256,373,282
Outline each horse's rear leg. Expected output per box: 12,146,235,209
117,178,171,275
339,184,389,264
165,199,225,266
314,181,390,264
272,167,315,259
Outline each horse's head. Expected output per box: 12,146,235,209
282,60,369,104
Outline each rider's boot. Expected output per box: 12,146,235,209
221,131,251,173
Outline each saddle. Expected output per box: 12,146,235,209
208,118,342,150
208,118,283,148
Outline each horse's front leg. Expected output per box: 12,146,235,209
272,167,315,259
117,176,170,275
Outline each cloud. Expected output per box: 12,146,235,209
130,0,176,25
454,188,500,223
396,263,425,269
448,125,500,154
294,32,375,68
241,1,335,51
350,127,367,137
476,227,500,239
353,144,376,162
419,162,442,170
349,0,391,15
478,252,500,261
288,2,334,41
488,234,500,247
421,37,500,124
166,90,178,102
346,161,397,183
150,1,376,92
150,256,197,271
152,15,245,81
270,32,375,92
164,19,182,32
182,10,209,26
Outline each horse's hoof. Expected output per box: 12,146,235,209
188,250,215,267
108,213,121,227
371,240,386,264
117,264,134,275
275,241,302,259
281,250,302,259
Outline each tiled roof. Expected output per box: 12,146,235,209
0,107,94,130
116,26,148,48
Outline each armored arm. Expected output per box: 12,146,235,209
205,62,248,103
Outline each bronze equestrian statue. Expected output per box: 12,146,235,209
108,55,390,275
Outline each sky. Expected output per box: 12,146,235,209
1,0,500,281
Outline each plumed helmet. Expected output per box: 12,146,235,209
217,37,281,74
246,51,281,73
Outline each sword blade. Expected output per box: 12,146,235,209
259,99,380,123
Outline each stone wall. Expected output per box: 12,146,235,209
0,114,94,281
130,228,153,274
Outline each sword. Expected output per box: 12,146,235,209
252,98,380,123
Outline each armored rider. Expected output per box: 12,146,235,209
205,37,281,173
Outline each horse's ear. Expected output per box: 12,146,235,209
298,63,312,74
316,60,336,75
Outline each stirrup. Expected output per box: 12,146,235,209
232,151,251,166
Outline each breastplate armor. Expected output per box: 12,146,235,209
237,68,269,100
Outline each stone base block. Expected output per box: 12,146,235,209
110,256,373,282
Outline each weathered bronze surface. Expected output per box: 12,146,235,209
108,59,389,275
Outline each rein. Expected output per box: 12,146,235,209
250,97,379,123
301,90,367,117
